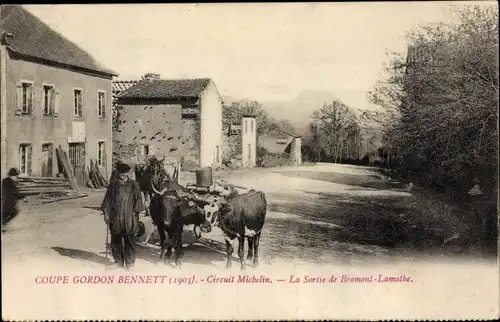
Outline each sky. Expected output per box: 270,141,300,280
23,2,492,112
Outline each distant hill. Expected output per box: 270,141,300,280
222,91,383,154
222,90,344,136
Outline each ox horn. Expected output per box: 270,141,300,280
151,182,167,196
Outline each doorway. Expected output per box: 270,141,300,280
68,143,86,187
41,143,53,177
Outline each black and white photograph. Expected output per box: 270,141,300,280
1,2,498,321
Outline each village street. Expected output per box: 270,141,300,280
0,163,429,270
2,163,496,268
2,163,498,320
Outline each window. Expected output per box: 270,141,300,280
229,123,242,135
97,141,105,167
245,120,248,134
74,89,83,118
42,85,55,115
251,119,254,133
140,144,150,157
21,82,34,115
277,138,288,145
181,106,198,119
215,145,220,163
97,91,106,118
19,144,32,175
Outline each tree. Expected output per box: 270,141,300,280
365,4,498,198
303,122,323,162
223,100,273,135
310,100,362,163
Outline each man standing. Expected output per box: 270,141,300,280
101,162,144,270
109,160,125,184
1,167,23,226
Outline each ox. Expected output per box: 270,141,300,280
197,189,267,270
140,157,210,267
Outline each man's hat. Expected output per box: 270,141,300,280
116,163,131,174
8,167,20,177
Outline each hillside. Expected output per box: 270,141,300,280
223,90,344,136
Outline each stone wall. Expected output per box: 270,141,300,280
113,103,183,166
222,130,241,164
180,119,200,170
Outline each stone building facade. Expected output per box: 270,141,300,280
113,75,223,169
1,5,116,184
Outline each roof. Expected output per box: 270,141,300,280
265,125,301,138
113,80,140,94
117,78,212,101
259,134,294,154
276,128,301,138
0,5,117,76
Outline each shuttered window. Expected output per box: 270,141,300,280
74,89,83,118
16,82,34,115
42,85,55,115
98,141,106,167
52,90,60,117
97,91,106,118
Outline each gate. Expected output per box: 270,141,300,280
68,143,86,187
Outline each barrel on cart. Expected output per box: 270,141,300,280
186,167,214,195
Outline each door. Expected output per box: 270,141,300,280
68,143,86,187
41,143,53,177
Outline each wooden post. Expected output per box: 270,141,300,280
177,161,181,184
56,146,80,193
1,17,8,177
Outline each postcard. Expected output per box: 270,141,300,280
1,2,498,321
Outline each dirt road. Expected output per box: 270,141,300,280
2,163,498,320
0,163,491,269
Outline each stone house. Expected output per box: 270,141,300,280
259,128,302,166
113,74,223,169
0,5,116,184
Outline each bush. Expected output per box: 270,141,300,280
259,153,295,168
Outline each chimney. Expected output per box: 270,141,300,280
144,73,160,81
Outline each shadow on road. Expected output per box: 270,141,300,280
51,239,238,268
80,206,103,212
133,238,246,267
133,243,227,266
52,247,110,266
